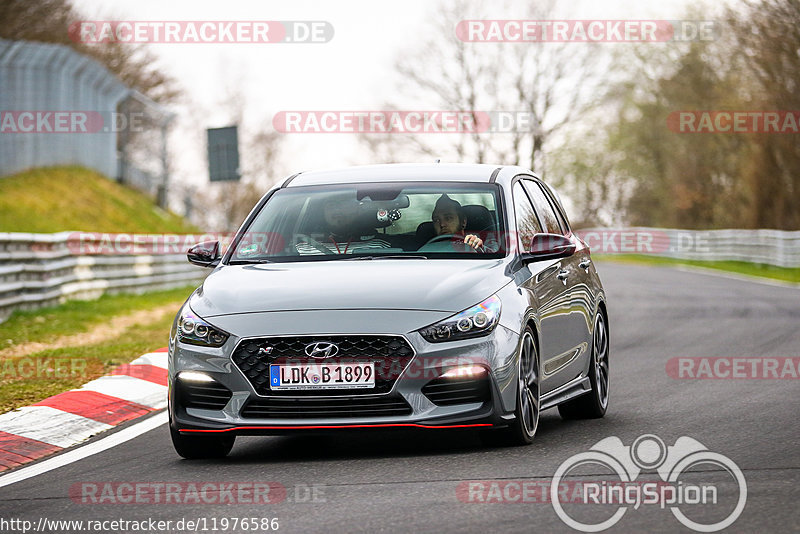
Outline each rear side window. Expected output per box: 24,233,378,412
523,180,563,235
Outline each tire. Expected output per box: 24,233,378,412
558,310,609,420
170,425,235,459
482,327,540,446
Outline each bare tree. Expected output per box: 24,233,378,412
727,0,800,229
0,0,180,103
361,0,605,176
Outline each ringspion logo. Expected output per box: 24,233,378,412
551,434,746,532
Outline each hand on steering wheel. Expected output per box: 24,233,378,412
424,234,481,252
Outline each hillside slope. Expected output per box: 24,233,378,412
0,166,198,233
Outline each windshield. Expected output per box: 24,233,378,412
228,182,506,262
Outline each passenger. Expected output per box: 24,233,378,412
431,194,496,251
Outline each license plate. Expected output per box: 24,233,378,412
269,363,375,390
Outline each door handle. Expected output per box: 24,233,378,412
557,269,569,282
579,258,592,270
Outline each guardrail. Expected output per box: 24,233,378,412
576,227,800,268
0,232,207,323
1,227,798,323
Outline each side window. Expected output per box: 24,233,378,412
539,183,571,234
523,180,563,235
512,182,542,251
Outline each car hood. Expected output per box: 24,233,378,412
190,259,510,317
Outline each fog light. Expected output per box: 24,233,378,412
178,371,216,383
442,365,488,379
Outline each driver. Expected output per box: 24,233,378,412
431,194,487,251
296,195,392,255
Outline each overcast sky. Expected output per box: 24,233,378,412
71,0,705,195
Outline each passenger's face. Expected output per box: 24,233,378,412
432,205,465,235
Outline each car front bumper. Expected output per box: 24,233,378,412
168,313,522,435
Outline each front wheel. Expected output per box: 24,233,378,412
482,327,540,446
558,311,609,420
170,425,235,459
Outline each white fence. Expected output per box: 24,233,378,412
576,227,800,268
0,232,207,323
0,39,128,178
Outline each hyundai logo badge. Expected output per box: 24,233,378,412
305,342,339,359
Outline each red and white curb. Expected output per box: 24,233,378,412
0,348,168,472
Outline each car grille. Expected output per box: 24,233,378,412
231,335,415,396
178,380,233,410
240,395,412,419
421,376,490,406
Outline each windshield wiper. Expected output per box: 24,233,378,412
228,258,274,265
341,255,428,261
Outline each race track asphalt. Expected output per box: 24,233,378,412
1,261,798,533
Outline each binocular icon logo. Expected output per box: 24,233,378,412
551,434,747,532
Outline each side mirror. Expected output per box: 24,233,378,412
521,233,576,262
187,240,221,268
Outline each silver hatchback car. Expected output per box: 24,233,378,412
168,164,609,458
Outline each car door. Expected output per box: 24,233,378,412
511,179,573,396
521,178,592,392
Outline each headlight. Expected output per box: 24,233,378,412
177,307,229,347
419,295,501,343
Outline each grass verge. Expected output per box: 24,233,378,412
0,286,196,413
0,311,176,413
595,254,800,283
0,286,194,352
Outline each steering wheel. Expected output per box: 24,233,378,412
421,234,477,253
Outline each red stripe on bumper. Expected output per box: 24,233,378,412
181,423,493,433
